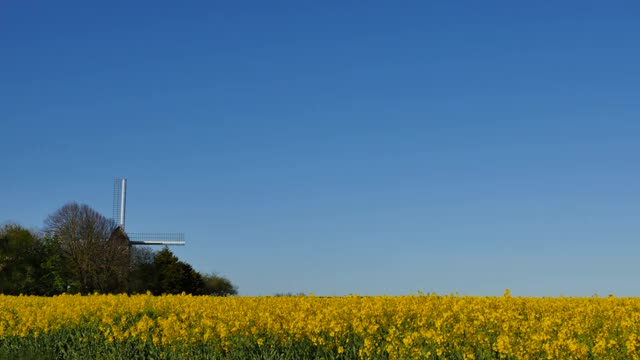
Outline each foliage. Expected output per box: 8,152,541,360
150,247,205,295
39,233,73,295
127,246,156,294
273,292,306,297
202,273,238,296
0,224,47,295
128,247,237,296
0,203,238,297
1,293,640,359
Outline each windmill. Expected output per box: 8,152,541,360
110,178,185,246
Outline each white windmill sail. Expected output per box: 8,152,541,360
111,178,185,246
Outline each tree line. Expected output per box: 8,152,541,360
0,202,237,296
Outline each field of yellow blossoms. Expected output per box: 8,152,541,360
1,292,639,359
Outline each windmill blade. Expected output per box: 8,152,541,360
112,178,127,229
109,177,186,247
128,232,185,246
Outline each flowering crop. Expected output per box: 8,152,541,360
1,292,639,359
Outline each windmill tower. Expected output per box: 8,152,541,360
111,178,185,246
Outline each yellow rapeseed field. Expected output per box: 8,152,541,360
1,292,639,359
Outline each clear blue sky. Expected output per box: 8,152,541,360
2,1,639,296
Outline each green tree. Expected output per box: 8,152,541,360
39,233,73,295
202,273,238,296
151,247,206,295
127,246,156,294
0,224,46,295
128,247,238,296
